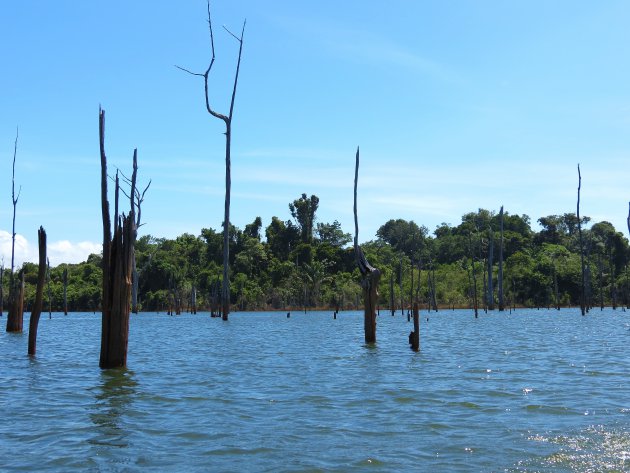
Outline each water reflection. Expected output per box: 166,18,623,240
89,369,137,449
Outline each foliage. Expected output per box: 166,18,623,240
12,200,630,312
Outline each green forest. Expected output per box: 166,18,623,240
4,192,630,314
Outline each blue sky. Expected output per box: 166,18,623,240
2,1,630,267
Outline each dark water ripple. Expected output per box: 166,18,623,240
2,308,630,472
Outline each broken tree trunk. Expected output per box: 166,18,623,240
468,234,479,318
389,272,395,316
409,303,420,351
577,164,586,316
28,227,47,356
98,108,138,369
354,147,380,344
498,206,505,311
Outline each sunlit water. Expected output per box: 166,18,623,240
2,308,630,472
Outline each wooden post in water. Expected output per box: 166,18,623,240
409,303,420,351
98,108,138,369
28,227,47,356
354,147,380,344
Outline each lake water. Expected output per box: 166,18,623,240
2,308,630,472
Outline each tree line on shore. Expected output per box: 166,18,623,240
4,195,629,315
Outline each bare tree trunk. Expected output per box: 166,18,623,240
0,263,4,317
178,3,245,322
468,234,479,318
409,303,420,351
46,258,52,317
62,266,68,315
191,285,197,314
487,228,495,310
354,147,380,344
6,129,22,333
389,272,394,316
577,164,586,316
28,227,47,356
98,108,138,369
131,252,139,314
553,261,560,310
498,206,505,311
399,255,404,316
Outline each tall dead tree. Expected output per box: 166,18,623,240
577,164,586,316
130,179,151,314
47,258,52,317
178,1,246,321
28,227,47,356
6,128,23,333
487,227,495,310
62,266,68,315
99,108,138,369
498,206,505,311
0,261,4,317
468,234,479,318
389,272,394,316
354,147,380,344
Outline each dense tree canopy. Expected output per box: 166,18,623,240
8,197,630,313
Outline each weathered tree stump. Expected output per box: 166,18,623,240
409,303,420,351
98,108,138,369
28,227,47,356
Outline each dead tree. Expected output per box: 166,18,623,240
389,272,395,316
62,266,68,315
577,164,586,315
354,147,380,344
487,227,495,310
99,108,138,369
28,227,47,356
130,179,151,314
0,261,4,317
6,129,23,332
178,1,246,321
498,206,505,311
47,258,52,317
409,303,420,351
468,234,479,318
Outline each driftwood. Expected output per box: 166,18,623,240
28,227,47,356
577,164,586,315
353,147,380,343
99,108,138,369
177,1,246,321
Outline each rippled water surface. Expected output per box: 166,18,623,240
2,308,630,472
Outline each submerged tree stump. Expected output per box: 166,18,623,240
353,147,380,343
99,108,138,369
28,227,47,356
409,303,420,351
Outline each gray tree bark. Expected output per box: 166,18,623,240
498,206,504,311
177,2,245,322
354,147,380,344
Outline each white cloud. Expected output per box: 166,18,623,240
0,230,100,268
